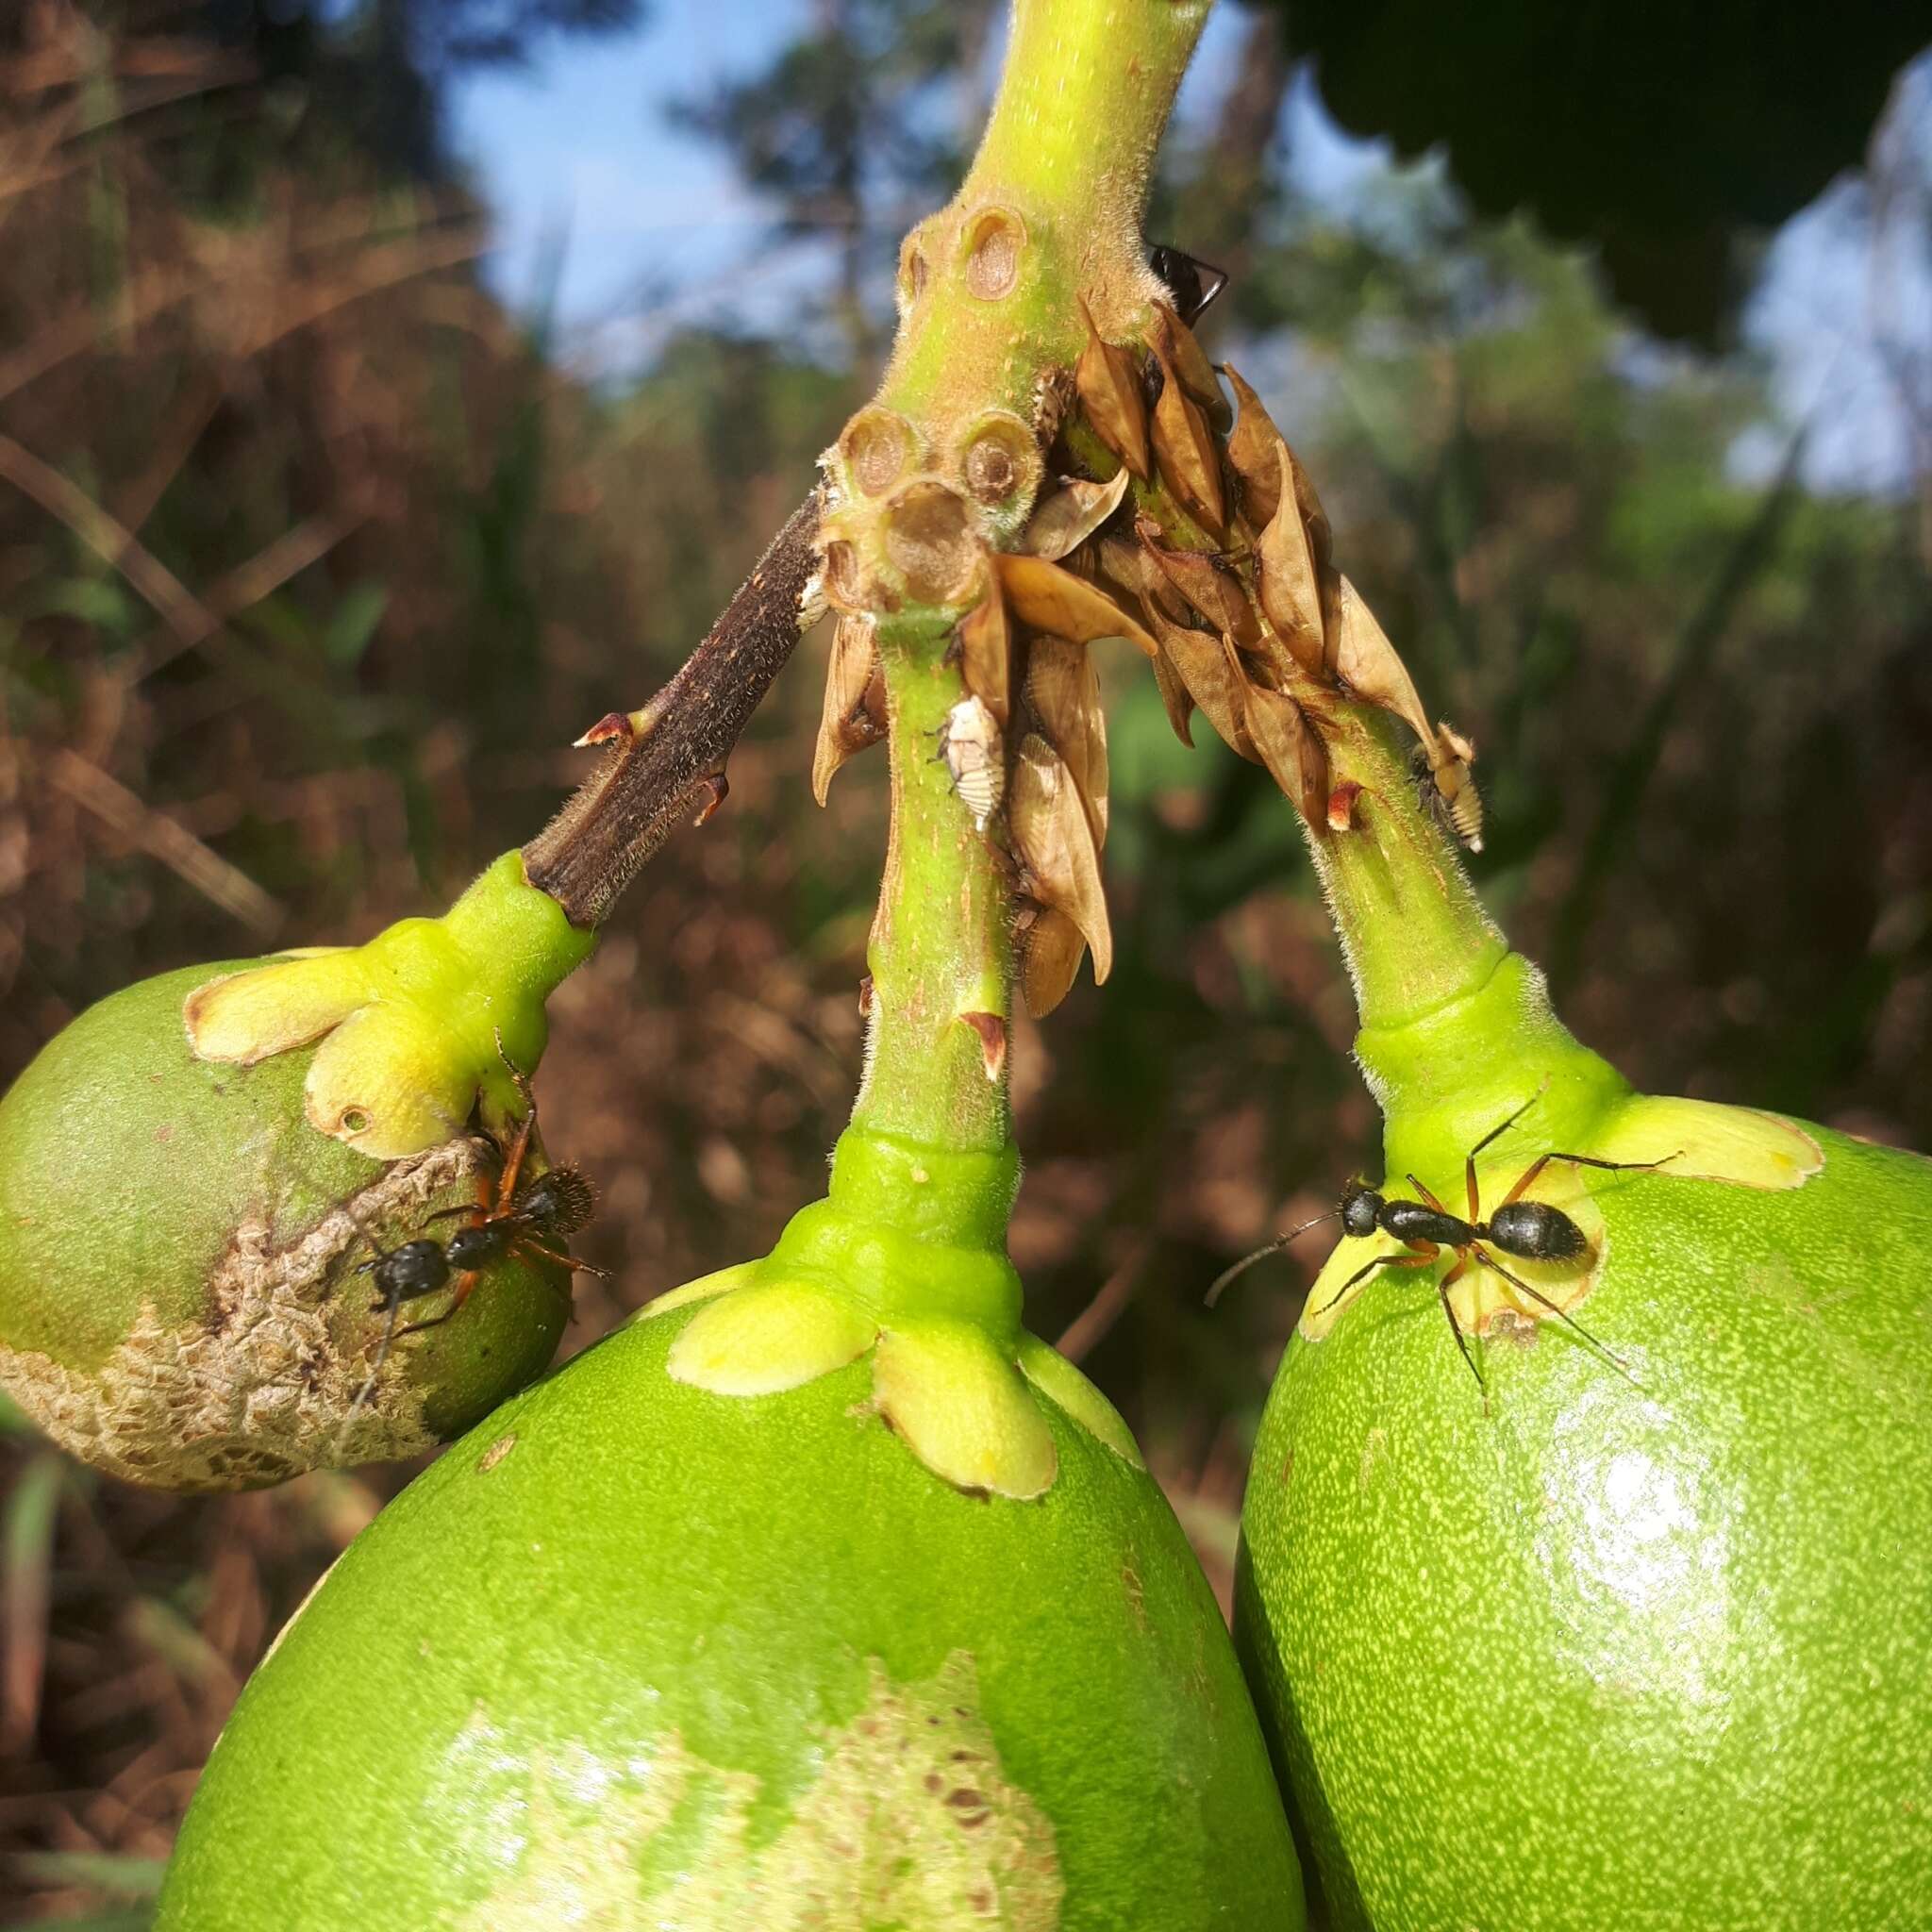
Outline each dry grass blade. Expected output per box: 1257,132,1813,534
2,1452,63,1755
1019,904,1088,1019
1008,732,1112,983
131,501,369,682
0,432,219,653
811,615,886,805
991,552,1158,658
47,749,283,935
1074,297,1151,481
1222,363,1285,524
1255,441,1326,676
1152,299,1230,429
1020,469,1131,562
1144,605,1258,760
1331,576,1436,748
1150,345,1225,535
1024,636,1108,848
1244,683,1331,824
956,577,1011,725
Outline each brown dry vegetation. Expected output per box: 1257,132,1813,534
2,5,1930,1922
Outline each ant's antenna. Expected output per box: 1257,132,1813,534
1206,1211,1340,1308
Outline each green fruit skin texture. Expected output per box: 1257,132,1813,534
1238,1121,1932,1932
159,1301,1305,1929
0,963,564,1489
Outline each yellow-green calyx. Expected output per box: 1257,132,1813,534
184,852,595,1158
651,1135,1141,1501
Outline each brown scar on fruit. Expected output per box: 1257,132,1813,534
458,1653,1062,1928
0,1137,495,1491
477,1432,517,1474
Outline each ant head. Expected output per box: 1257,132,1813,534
1339,1183,1382,1239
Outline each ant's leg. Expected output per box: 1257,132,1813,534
396,1271,480,1339
340,1281,407,1443
1497,1149,1682,1209
491,1113,538,1216
419,1179,492,1230
1406,1174,1455,1218
490,1028,542,1212
1313,1245,1438,1318
1459,1091,1554,1220
1431,1255,1485,1399
514,1237,610,1280
1475,1248,1636,1388
1464,1093,1543,1170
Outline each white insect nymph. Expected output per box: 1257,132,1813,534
939,693,1006,831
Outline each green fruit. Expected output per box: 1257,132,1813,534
1237,953,1932,1930
158,1244,1304,1927
0,960,568,1491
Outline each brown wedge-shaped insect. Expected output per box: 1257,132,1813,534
1152,299,1232,431
1140,526,1256,643
1096,533,1191,630
1074,296,1151,482
1331,577,1437,750
991,553,1158,658
1021,469,1132,563
957,575,1012,726
812,615,887,806
1148,641,1196,746
1255,444,1327,677
1143,605,1258,761
1244,682,1331,826
1019,904,1087,1019
1025,636,1108,849
1151,343,1225,535
1009,732,1112,984
1222,364,1286,524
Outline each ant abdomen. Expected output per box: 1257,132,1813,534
1487,1200,1589,1263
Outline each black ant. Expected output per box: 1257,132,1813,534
1147,242,1230,327
1208,1095,1679,1396
397,1066,605,1338
335,1064,605,1436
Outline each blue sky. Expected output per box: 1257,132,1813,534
449,5,1930,496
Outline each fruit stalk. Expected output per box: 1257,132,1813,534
847,615,1013,1167
1304,711,1632,1168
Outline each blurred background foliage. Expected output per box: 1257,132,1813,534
2,0,1929,1920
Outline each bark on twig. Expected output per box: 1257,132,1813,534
522,489,825,926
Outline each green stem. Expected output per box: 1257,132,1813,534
1309,713,1507,1036
1312,712,1627,1176
834,613,1017,1248
964,0,1213,227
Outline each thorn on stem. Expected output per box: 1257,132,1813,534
1326,781,1364,832
957,1010,1008,1083
691,772,729,826
574,711,632,749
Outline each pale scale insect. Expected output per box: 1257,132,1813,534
939,693,1006,831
